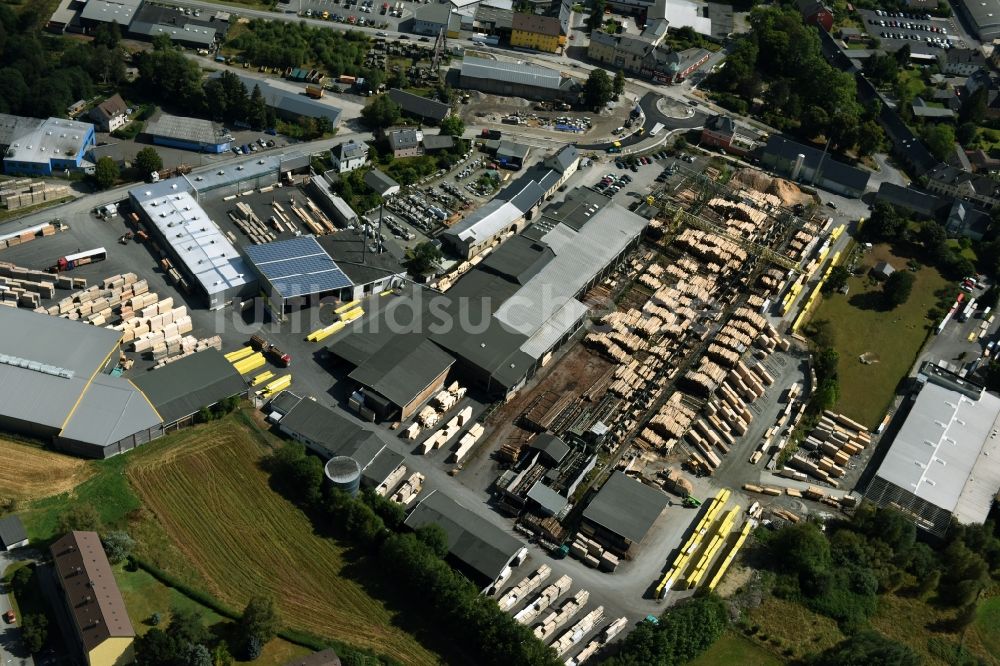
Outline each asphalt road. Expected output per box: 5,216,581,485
0,551,36,666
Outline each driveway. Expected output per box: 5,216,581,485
0,550,37,666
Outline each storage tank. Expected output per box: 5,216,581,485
325,456,362,496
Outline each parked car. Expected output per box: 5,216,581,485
3,610,14,624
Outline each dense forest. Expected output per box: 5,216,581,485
705,6,883,157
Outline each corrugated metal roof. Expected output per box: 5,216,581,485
583,471,668,544
60,375,161,447
349,337,454,408
449,199,524,244
132,349,245,423
874,380,1000,525
404,490,524,583
461,56,562,90
146,114,227,146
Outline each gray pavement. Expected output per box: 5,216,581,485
0,550,37,666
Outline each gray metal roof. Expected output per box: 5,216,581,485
762,136,871,192
545,144,579,174
61,374,162,447
130,21,217,46
132,349,246,423
388,89,450,122
495,200,647,358
416,2,452,25
0,515,27,549
526,480,568,516
874,379,1000,525
349,337,455,408
316,230,406,286
957,0,1000,39
446,199,524,244
278,396,364,454
361,446,405,486
218,74,343,126
245,236,353,301
422,134,455,151
404,490,524,583
480,234,553,284
80,0,141,24
1,115,94,168
583,471,668,544
529,432,570,465
364,169,400,196
498,141,531,161
460,56,563,90
388,127,421,150
146,114,228,146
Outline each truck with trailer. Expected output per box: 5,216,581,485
250,334,292,367
49,247,107,272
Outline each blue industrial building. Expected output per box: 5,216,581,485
0,115,96,176
144,114,232,153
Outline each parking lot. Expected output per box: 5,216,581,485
279,0,418,31
857,8,973,54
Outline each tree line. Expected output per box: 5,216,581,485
604,595,729,665
705,6,883,157
267,442,562,666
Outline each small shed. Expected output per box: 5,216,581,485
0,515,29,551
870,261,896,280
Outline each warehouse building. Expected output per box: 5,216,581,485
955,0,1000,42
0,307,162,458
271,393,405,489
330,186,647,398
186,151,311,200
78,0,142,29
132,349,247,429
458,56,578,102
581,471,669,556
51,531,135,666
145,114,232,153
127,3,225,49
308,175,360,227
405,490,527,591
414,3,453,35
388,89,451,124
215,73,343,127
129,179,257,309
244,236,354,312
317,231,407,298
865,364,1000,538
496,141,531,169
760,135,871,198
0,114,96,176
442,144,579,259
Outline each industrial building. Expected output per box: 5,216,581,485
317,231,407,297
51,531,135,666
760,135,871,198
865,364,1000,538
405,490,527,591
496,141,531,169
243,236,355,312
458,55,578,102
581,472,669,556
129,179,257,309
442,144,579,259
387,89,451,124
271,392,405,490
414,3,453,36
79,0,142,29
131,349,247,428
308,175,360,227
0,515,29,551
0,307,162,458
955,0,1000,42
329,185,648,399
215,73,343,127
0,114,96,176
145,114,232,153
127,3,224,49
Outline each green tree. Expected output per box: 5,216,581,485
238,595,279,657
361,94,401,130
606,596,729,665
135,147,163,177
809,631,922,666
135,628,177,666
440,114,465,137
101,531,135,564
882,270,915,309
613,69,625,98
416,523,450,558
856,120,882,156
860,202,907,243
247,84,269,129
167,606,210,647
959,85,988,125
587,0,606,31
212,643,234,666
93,20,122,49
584,69,614,109
956,121,978,147
922,123,956,161
406,241,443,275
93,156,119,190
58,503,102,533
20,614,48,653
863,53,898,87
822,266,851,294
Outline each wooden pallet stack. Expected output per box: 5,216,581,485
229,201,277,244
152,335,223,368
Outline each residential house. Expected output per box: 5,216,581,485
925,162,1000,208
797,0,834,31
89,94,129,133
386,127,423,158
330,140,368,173
51,531,135,666
511,13,565,53
946,199,993,239
911,97,956,121
938,48,988,76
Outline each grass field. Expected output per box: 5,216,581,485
745,596,843,662
115,566,311,666
970,591,1000,662
686,631,783,666
124,417,439,665
808,244,948,428
0,438,95,502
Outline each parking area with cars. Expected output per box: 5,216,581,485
858,8,972,53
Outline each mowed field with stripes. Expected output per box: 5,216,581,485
125,417,438,665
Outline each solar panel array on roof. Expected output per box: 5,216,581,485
244,236,353,300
